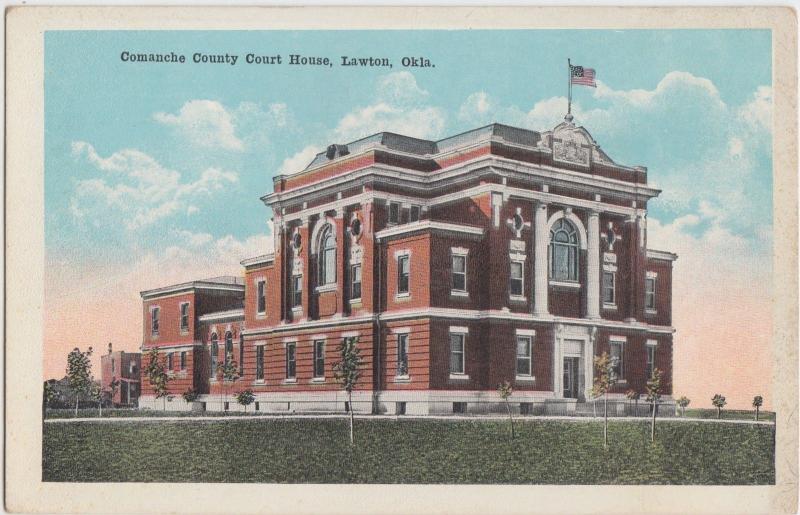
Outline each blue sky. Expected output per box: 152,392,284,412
44,30,774,405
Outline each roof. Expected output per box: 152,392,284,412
198,308,245,322
283,121,637,177
140,276,244,299
240,253,275,267
646,249,679,262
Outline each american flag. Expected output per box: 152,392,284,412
570,65,597,87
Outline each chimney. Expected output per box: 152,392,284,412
108,342,113,355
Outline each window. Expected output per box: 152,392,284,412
646,344,656,379
610,340,624,380
319,226,336,286
180,351,187,370
449,333,465,374
167,352,173,371
388,202,400,224
451,254,467,292
397,333,409,376
510,261,524,297
225,332,233,369
256,346,264,381
239,334,245,376
210,333,218,379
313,340,325,378
602,271,616,305
549,218,579,281
292,275,302,308
397,255,410,295
409,205,421,222
257,280,266,314
130,363,136,375
350,264,362,300
151,307,160,336
285,343,296,380
180,302,189,332
645,277,656,311
111,358,115,374
516,336,532,376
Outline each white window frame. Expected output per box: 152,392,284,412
150,306,160,337
388,201,401,225
256,279,267,316
291,274,303,309
409,205,421,222
646,340,657,379
312,340,326,380
255,344,265,383
515,334,533,379
450,247,468,296
350,264,362,301
396,250,411,298
509,259,525,300
318,225,337,287
448,327,469,379
179,302,190,333
645,275,657,313
396,332,410,379
609,337,626,382
602,271,616,307
285,342,297,382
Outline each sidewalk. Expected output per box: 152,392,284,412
45,413,775,425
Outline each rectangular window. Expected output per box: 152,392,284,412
645,277,656,310
397,255,410,295
350,264,362,300
602,272,616,305
509,261,524,297
313,341,325,378
210,343,218,379
409,205,421,222
449,333,465,374
180,351,187,370
516,336,532,376
256,346,264,381
286,343,296,380
111,358,115,374
646,344,656,379
292,275,302,308
239,335,245,377
151,307,160,336
180,302,189,331
451,254,467,292
610,340,624,380
388,202,400,224
257,280,266,314
397,333,409,376
167,352,173,371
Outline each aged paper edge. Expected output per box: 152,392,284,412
4,6,797,515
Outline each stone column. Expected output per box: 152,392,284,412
533,201,549,316
586,211,601,319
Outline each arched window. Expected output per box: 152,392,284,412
549,218,579,281
318,225,336,286
224,331,233,368
210,333,219,379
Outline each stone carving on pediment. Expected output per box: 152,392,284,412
552,131,591,168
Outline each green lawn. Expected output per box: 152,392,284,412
681,408,776,422
43,418,774,484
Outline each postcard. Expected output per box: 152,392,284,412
5,6,797,514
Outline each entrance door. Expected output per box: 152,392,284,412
563,357,580,399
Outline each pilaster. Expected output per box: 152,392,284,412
586,210,601,319
533,201,549,316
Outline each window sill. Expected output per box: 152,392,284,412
253,380,265,385
282,379,298,385
449,373,469,381
291,306,303,313
310,377,326,383
394,375,411,383
349,298,362,305
180,330,189,336
549,280,581,289
515,375,536,383
395,293,410,300
509,294,527,303
645,309,657,315
450,290,469,298
316,284,337,293
603,303,618,310
256,313,266,319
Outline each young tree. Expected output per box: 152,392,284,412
182,388,199,403
752,395,763,421
676,396,690,417
42,381,56,417
593,352,619,448
218,351,240,412
236,389,255,413
90,381,103,417
626,389,641,417
711,394,727,419
145,347,170,410
497,381,516,439
645,369,663,443
66,347,94,417
333,336,362,445
586,386,599,418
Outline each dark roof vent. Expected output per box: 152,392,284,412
326,144,349,160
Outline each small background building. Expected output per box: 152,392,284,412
100,343,141,407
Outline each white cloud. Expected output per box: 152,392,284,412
736,85,772,133
594,71,725,109
376,71,430,106
154,100,244,151
71,142,238,230
277,145,323,175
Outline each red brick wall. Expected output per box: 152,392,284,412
643,258,673,326
594,330,673,396
142,293,195,347
384,234,431,311
244,264,275,329
382,319,431,390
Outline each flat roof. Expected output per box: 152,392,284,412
140,276,244,299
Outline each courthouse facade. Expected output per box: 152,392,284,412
139,118,677,415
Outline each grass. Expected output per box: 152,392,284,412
44,408,265,419
680,408,776,422
43,418,774,484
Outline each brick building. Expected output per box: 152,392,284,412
139,118,676,415
100,343,141,406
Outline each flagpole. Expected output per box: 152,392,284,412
567,58,573,121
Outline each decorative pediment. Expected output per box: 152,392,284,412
540,121,616,168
